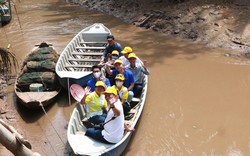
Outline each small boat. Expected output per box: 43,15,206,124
15,42,61,109
55,23,111,89
0,0,11,25
67,75,148,155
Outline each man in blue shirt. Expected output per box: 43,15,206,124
101,35,123,63
106,59,134,103
87,65,111,92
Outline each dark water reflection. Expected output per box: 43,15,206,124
1,0,250,155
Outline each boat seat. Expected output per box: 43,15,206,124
130,97,141,108
132,97,140,102
64,65,93,68
125,113,134,120
68,58,100,62
80,42,107,44
128,109,136,114
71,52,103,56
76,46,106,50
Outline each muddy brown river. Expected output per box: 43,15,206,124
1,0,250,155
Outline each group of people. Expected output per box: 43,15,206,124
79,34,150,144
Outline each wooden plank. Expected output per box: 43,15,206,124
76,46,106,50
71,52,103,56
68,58,100,62
64,65,93,68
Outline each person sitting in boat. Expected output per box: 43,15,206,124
105,59,134,103
81,81,108,125
112,74,131,116
100,35,123,63
85,87,125,144
119,46,143,66
87,65,110,92
106,50,120,68
125,53,150,97
101,50,120,79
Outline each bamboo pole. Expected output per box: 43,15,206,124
0,119,41,156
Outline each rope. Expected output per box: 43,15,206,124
36,118,58,156
39,102,66,148
16,83,64,155
67,78,71,105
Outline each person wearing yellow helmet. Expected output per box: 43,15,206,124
85,86,125,144
105,59,135,103
125,53,150,97
81,81,108,125
119,46,143,66
112,74,132,116
113,74,127,102
104,50,120,68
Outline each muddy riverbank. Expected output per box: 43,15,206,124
66,0,250,57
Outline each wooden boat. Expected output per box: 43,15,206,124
55,23,111,89
0,0,11,25
67,75,148,155
15,42,61,109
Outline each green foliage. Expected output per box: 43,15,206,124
0,48,18,75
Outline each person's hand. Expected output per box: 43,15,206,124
126,127,135,132
143,60,148,67
99,59,104,66
84,86,91,95
108,96,117,104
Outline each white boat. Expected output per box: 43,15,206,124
15,42,61,109
55,23,111,89
67,75,148,155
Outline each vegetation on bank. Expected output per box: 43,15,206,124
0,48,18,99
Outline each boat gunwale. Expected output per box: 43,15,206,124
67,75,148,155
56,23,111,79
14,44,61,109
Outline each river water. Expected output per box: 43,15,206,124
1,0,250,155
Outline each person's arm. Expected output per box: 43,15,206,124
105,64,112,75
124,122,135,132
127,83,134,91
109,98,120,116
141,61,150,75
103,100,109,112
80,87,91,104
122,88,129,103
105,78,111,87
101,47,108,63
127,71,135,91
80,94,88,105
121,98,126,104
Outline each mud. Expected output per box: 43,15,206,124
66,0,250,56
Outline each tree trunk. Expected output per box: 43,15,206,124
0,120,41,156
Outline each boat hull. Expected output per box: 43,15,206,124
15,42,61,109
0,0,12,25
15,91,60,109
56,23,111,89
67,75,148,155
58,74,93,89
